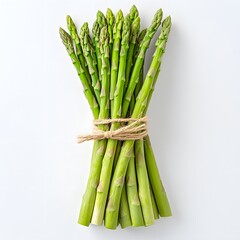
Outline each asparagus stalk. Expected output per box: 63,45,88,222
122,9,163,117
93,11,107,82
113,140,122,169
129,29,147,115
59,28,99,119
135,139,154,225
144,135,172,216
126,155,144,226
134,29,147,62
66,16,93,89
106,8,115,57
91,14,131,226
80,23,101,104
125,6,140,91
98,26,111,122
110,10,124,116
129,66,143,110
133,29,147,97
78,25,110,226
119,184,132,228
104,16,172,229
150,183,159,219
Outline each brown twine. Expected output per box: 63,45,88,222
77,116,148,143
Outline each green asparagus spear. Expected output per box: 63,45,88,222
59,28,99,119
104,16,172,229
126,155,144,226
119,185,132,228
99,26,111,122
135,139,154,225
150,183,159,219
133,29,147,96
80,23,101,105
129,29,147,115
144,135,172,217
144,78,172,216
110,10,124,116
93,11,107,82
125,6,140,91
134,29,147,62
106,8,115,57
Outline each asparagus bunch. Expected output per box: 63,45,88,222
59,5,172,229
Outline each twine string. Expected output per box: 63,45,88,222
77,116,148,143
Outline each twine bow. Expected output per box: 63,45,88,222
77,116,148,143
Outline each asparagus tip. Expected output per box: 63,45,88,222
99,26,109,53
132,16,140,34
66,15,71,24
59,27,69,39
82,22,89,30
115,9,124,24
59,27,74,54
80,22,89,43
106,8,115,25
93,11,107,39
156,16,172,48
97,10,107,24
153,8,163,26
116,9,124,20
163,16,172,27
121,14,131,45
130,16,140,43
59,27,64,34
66,15,76,34
139,28,147,40
113,10,124,39
130,5,139,20
162,16,172,36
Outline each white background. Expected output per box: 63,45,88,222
0,0,240,239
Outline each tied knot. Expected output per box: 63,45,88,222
77,116,148,143
104,131,113,139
